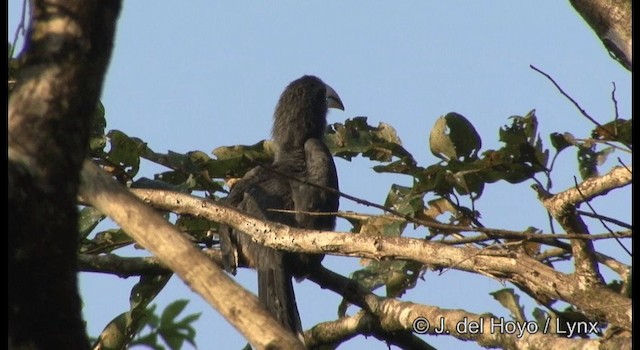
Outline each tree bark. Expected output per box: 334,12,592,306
8,1,122,348
569,0,632,70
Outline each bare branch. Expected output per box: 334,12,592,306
577,210,632,229
530,65,609,135
273,209,631,243
79,161,305,350
611,82,620,120
79,254,169,276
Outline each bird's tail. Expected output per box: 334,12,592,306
258,262,304,342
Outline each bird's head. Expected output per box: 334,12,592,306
272,75,344,148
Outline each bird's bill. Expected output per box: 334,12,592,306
325,84,345,111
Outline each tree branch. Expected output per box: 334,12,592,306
307,267,630,350
539,166,631,286
569,0,632,71
127,188,631,330
8,1,121,348
305,311,436,350
79,160,305,350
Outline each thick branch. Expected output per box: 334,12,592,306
540,166,631,287
569,0,632,70
79,161,304,350
129,188,631,330
8,1,121,348
305,311,436,350
307,267,630,349
544,166,631,209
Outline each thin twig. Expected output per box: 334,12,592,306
9,0,28,59
572,176,631,256
611,82,619,121
268,208,631,242
259,163,528,239
617,158,631,173
576,210,632,229
529,65,612,139
571,137,631,153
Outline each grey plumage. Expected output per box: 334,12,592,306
219,75,342,337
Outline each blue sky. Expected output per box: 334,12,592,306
8,2,631,349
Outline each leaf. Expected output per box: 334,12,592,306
423,197,457,219
325,117,415,163
350,260,423,298
595,146,615,166
549,132,572,154
175,215,218,244
554,306,602,338
592,118,632,145
106,129,146,179
577,145,598,180
429,112,482,161
384,184,425,217
89,101,107,155
157,300,201,350
356,215,405,237
81,228,134,254
130,274,173,314
532,307,557,333
92,312,130,350
213,140,276,162
77,206,105,240
490,288,526,323
160,300,189,326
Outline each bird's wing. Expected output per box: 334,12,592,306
291,138,339,231
218,164,303,334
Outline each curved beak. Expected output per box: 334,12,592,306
325,84,345,111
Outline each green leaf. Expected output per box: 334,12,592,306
160,300,189,326
81,228,134,254
175,215,218,244
577,145,598,180
325,117,415,163
429,112,482,161
92,312,130,350
532,307,556,333
384,184,425,217
592,119,632,145
156,300,200,350
89,101,107,155
106,129,146,178
350,260,423,298
77,206,105,240
595,146,615,166
130,275,173,314
490,288,526,323
549,132,572,153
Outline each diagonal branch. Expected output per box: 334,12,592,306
79,160,305,350
568,0,632,71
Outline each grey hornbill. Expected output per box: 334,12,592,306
219,75,343,339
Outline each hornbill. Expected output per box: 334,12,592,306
219,75,343,339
